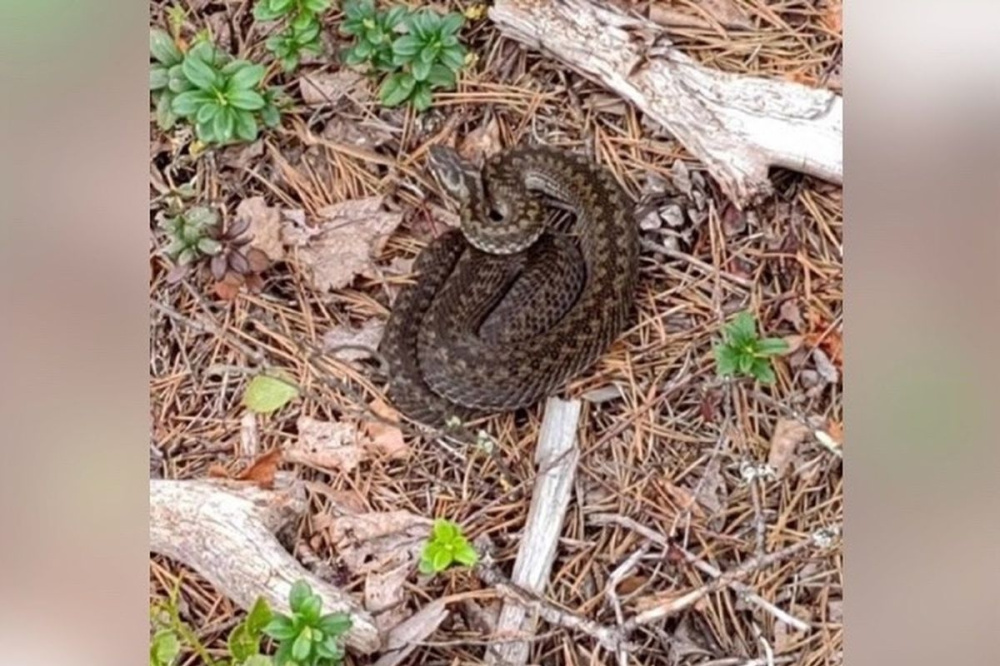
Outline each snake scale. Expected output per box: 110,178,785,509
379,145,639,426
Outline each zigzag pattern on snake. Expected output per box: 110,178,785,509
378,145,639,427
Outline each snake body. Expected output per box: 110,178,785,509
379,145,639,426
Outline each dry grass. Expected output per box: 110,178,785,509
150,1,842,664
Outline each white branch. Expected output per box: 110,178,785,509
149,477,382,655
486,397,581,665
489,0,842,207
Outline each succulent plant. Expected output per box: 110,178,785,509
159,206,222,266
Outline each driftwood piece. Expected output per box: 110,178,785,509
486,397,582,664
489,0,842,207
149,477,382,655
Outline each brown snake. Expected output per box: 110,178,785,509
379,145,639,427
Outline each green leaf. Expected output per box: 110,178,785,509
427,64,456,89
197,238,222,255
271,0,294,13
150,29,182,65
440,13,464,35
150,65,169,91
195,119,217,144
419,44,438,64
289,580,312,612
439,45,466,71
727,311,757,344
385,6,408,28
453,542,478,567
187,40,222,67
243,657,273,666
299,594,322,623
756,338,790,356
291,631,312,662
182,54,220,91
751,358,776,384
379,72,416,107
228,63,266,91
411,57,431,82
213,106,236,143
168,64,191,93
233,109,259,142
273,641,294,666
195,101,220,125
280,54,300,72
354,39,373,58
304,0,331,12
294,17,321,41
431,546,452,572
714,344,739,376
737,351,754,376
392,34,422,58
263,615,298,641
432,519,459,541
172,90,211,116
318,612,352,637
156,92,178,130
228,623,259,663
243,374,299,413
227,89,266,111
150,629,181,666
261,101,281,128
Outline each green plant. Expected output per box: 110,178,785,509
340,1,467,111
714,311,789,384
159,206,222,267
263,580,353,666
228,597,274,665
150,628,181,666
255,0,332,71
149,30,282,145
419,519,478,575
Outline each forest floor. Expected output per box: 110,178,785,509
150,1,843,664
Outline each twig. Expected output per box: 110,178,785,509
591,514,814,632
474,536,637,654
485,397,582,665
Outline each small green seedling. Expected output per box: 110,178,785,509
340,1,467,111
254,0,332,71
149,30,282,145
263,580,353,666
714,311,789,384
158,206,222,267
419,519,478,575
227,597,274,664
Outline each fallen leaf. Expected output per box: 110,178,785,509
299,70,368,106
322,116,393,148
362,399,408,460
236,448,283,488
281,197,404,292
243,374,299,414
213,273,243,301
779,299,805,331
768,419,812,478
457,117,502,163
322,319,385,361
236,197,285,262
321,509,431,573
287,417,367,473
693,457,725,517
367,564,412,632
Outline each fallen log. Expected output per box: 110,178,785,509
489,0,842,207
149,476,382,655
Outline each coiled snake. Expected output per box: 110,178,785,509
379,145,639,426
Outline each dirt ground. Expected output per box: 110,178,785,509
150,1,843,664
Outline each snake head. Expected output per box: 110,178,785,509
427,145,485,209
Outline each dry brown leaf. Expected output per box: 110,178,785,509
779,299,805,331
693,457,725,517
812,347,840,386
212,273,243,301
362,399,408,460
322,116,393,148
236,196,285,262
458,117,502,163
768,419,812,478
322,319,385,361
321,510,430,573
299,70,368,106
286,417,366,473
281,197,404,292
233,448,283,488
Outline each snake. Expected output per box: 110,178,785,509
378,145,639,427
